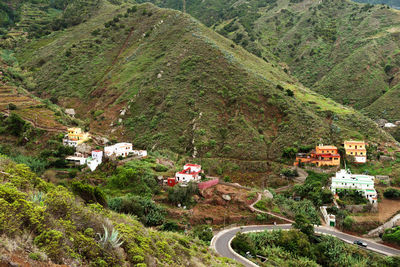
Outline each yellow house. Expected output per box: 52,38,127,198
344,140,367,163
63,128,90,147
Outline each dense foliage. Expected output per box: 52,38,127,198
233,229,400,266
293,171,333,206
0,155,236,266
383,187,400,199
383,226,400,246
108,194,165,226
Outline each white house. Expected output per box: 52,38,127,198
104,143,133,158
175,164,202,183
132,150,148,158
331,169,377,203
66,152,87,165
86,150,103,171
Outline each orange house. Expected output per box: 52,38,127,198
294,145,340,167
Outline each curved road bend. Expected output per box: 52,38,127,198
211,224,400,267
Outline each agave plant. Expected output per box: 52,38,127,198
97,225,124,248
30,192,45,206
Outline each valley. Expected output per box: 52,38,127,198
1,0,400,266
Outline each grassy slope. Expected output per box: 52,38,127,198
139,0,400,120
15,1,393,161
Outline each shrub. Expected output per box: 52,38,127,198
4,113,28,137
281,168,298,178
282,147,298,159
71,181,107,207
160,221,179,232
167,182,198,206
44,186,75,218
108,195,165,226
28,252,42,261
7,103,17,110
34,230,65,261
231,232,256,257
383,188,400,199
192,225,213,243
383,226,400,245
343,216,354,230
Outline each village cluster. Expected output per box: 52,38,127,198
62,127,204,187
294,141,377,204
63,127,147,171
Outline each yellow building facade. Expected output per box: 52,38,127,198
63,128,90,147
344,140,367,163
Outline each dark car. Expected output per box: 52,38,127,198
353,240,368,247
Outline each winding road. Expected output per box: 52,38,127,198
211,186,400,266
211,224,400,267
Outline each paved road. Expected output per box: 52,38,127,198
211,224,400,267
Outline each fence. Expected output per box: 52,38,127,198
198,179,219,190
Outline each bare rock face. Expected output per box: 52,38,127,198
76,143,92,155
222,194,231,201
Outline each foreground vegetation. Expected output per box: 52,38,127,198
232,228,400,266
0,155,237,266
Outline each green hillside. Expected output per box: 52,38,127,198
137,0,400,120
0,155,236,266
14,1,393,161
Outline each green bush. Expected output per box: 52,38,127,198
231,232,256,257
192,225,213,243
71,181,107,207
383,188,400,199
383,226,400,245
34,230,65,261
167,182,198,206
44,186,75,218
28,252,42,261
160,221,179,232
108,195,165,226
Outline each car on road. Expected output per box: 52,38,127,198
353,240,367,247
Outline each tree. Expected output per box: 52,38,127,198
293,213,314,238
192,225,213,242
282,147,298,159
5,113,28,137
231,232,256,257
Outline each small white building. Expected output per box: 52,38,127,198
175,164,202,183
132,150,148,158
86,150,103,171
66,152,87,165
385,122,397,128
331,169,377,203
104,143,133,158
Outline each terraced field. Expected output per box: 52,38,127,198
0,82,66,132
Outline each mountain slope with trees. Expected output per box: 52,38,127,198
137,0,400,121
14,1,394,161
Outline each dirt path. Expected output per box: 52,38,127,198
249,191,294,223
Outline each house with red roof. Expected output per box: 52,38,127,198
294,144,340,167
174,163,202,184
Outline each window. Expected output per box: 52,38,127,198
355,145,358,149
351,152,353,155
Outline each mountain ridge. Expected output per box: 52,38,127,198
12,1,394,161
